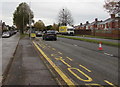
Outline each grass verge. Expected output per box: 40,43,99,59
76,35,120,40
58,35,120,47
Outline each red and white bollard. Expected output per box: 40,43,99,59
98,42,103,50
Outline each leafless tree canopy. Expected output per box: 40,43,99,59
58,8,73,26
104,0,120,15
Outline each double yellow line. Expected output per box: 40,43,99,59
33,41,75,87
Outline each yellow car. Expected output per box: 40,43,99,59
30,33,36,38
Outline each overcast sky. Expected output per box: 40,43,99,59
0,0,110,26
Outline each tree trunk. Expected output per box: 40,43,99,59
20,26,24,34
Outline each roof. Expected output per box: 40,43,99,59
98,17,120,25
67,26,74,28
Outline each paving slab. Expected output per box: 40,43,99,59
3,36,57,85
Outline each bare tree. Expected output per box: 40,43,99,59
58,8,73,26
104,0,120,15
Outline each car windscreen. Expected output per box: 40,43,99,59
67,29,74,31
3,32,9,34
47,31,56,34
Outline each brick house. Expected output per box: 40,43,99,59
79,21,91,30
0,20,2,35
77,14,120,30
97,14,120,30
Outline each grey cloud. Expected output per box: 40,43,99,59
1,0,109,26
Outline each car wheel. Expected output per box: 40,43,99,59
54,38,57,41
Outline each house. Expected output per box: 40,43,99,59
78,14,120,30
79,21,90,30
0,20,2,35
97,14,120,30
0,20,2,30
78,18,102,30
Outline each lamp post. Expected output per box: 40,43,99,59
29,2,32,38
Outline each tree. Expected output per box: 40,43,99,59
52,23,59,31
58,8,73,26
13,2,34,34
34,20,45,31
45,25,52,30
104,0,120,15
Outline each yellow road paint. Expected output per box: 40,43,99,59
51,54,54,56
38,43,46,48
51,54,59,57
52,48,56,51
85,83,104,87
66,57,73,61
48,46,51,48
104,80,116,87
55,57,71,67
58,52,62,55
55,57,63,60
68,68,92,82
37,43,42,47
61,59,71,67
33,41,75,86
79,65,91,72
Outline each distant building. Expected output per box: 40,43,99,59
0,21,1,36
77,14,120,30
0,20,2,29
97,14,120,30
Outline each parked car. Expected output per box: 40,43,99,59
36,31,42,37
2,32,11,38
42,30,57,41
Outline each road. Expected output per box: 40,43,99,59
33,37,118,86
2,33,20,76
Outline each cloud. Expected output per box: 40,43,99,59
1,0,105,2
1,0,109,26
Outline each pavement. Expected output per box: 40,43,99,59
3,36,58,85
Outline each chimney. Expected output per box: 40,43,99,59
110,14,115,19
95,18,98,22
86,21,89,24
100,20,102,22
80,23,82,26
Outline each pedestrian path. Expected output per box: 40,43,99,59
3,36,57,85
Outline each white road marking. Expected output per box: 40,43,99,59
73,44,78,46
104,52,113,57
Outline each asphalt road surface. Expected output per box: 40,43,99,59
33,37,119,86
2,33,20,75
